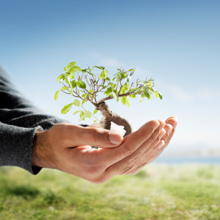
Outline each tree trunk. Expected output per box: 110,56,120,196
96,102,132,137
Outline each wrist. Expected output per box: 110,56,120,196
32,130,48,168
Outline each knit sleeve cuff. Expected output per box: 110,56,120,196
0,122,43,174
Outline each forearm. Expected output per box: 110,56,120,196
0,65,68,174
0,122,42,174
0,65,67,129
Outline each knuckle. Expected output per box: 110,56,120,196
117,159,133,174
89,128,109,146
123,147,133,158
129,154,139,165
136,161,148,171
118,154,141,174
148,120,160,132
89,128,99,145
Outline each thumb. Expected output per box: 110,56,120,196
72,126,123,148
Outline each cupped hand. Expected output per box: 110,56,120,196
32,117,178,184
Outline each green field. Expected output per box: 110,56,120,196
0,164,220,220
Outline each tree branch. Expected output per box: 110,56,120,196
97,91,141,104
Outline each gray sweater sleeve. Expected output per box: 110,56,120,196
0,65,67,174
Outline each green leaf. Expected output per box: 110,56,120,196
112,92,119,102
93,109,98,115
79,116,86,121
73,110,82,115
84,110,92,118
82,100,87,105
128,68,135,72
155,91,160,99
69,67,76,74
69,88,73,95
73,99,80,107
148,87,155,92
82,93,88,99
125,97,130,107
144,90,151,99
63,61,76,71
79,111,86,121
56,74,65,82
80,111,84,117
87,72,95,77
139,97,144,102
159,92,163,100
93,120,97,123
100,70,108,79
77,81,86,89
121,96,130,107
71,80,76,88
69,72,75,79
92,66,105,70
61,86,68,91
65,75,70,84
108,82,116,89
129,94,136,98
73,65,82,71
54,90,59,100
120,72,127,79
105,87,113,95
61,103,74,114
144,81,153,87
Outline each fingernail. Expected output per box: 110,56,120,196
173,122,178,129
109,131,122,145
158,140,165,149
167,126,172,136
159,129,166,139
153,123,160,132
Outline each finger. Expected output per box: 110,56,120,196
102,121,165,178
143,117,178,165
88,123,100,128
145,140,167,165
123,117,178,176
161,124,173,142
125,140,165,175
141,127,166,156
142,117,178,165
123,128,166,175
163,116,178,148
98,120,161,166
64,124,123,148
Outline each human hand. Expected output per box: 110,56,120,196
32,117,177,183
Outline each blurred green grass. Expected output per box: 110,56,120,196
0,164,220,220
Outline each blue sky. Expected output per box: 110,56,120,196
1,0,220,154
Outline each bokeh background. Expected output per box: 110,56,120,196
1,0,220,158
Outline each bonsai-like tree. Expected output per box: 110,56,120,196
54,61,162,137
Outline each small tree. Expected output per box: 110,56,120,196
54,61,162,137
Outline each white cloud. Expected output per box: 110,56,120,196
158,81,220,102
87,52,153,77
87,52,122,69
157,82,192,101
169,85,191,101
196,89,220,101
